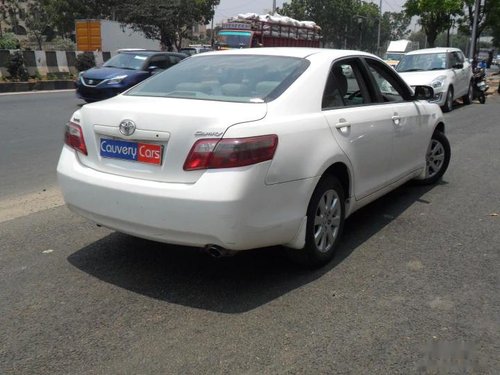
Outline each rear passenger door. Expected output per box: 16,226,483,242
322,58,395,200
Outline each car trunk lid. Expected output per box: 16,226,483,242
76,95,267,183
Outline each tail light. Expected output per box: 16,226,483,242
184,135,278,171
64,121,87,155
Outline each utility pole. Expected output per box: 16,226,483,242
272,0,276,14
469,0,480,59
211,4,215,47
376,0,382,56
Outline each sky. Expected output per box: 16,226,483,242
214,0,405,25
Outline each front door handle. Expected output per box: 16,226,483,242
392,115,401,127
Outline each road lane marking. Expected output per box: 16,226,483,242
0,89,75,97
0,187,65,223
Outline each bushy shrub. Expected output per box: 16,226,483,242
7,51,29,81
51,37,76,51
75,53,95,72
0,33,20,49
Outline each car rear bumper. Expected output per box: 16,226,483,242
57,146,316,250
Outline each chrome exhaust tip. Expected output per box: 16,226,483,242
203,244,234,258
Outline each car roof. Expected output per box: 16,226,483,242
120,51,186,57
193,47,377,60
406,47,462,55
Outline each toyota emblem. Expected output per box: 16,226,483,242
119,120,136,136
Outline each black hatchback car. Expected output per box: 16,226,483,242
76,51,187,102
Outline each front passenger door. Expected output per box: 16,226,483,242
365,58,426,181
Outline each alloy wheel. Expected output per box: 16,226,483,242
313,189,341,253
426,139,445,178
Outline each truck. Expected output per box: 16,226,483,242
215,13,321,49
384,39,419,68
75,19,160,52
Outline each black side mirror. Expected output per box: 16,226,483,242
413,85,434,100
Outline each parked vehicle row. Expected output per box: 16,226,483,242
75,50,187,102
60,47,450,268
391,47,485,111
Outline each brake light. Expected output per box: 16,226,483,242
184,135,278,171
64,121,87,155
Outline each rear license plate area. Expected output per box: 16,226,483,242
100,138,163,165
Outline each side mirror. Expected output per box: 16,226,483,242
413,85,434,100
452,63,463,69
148,66,165,75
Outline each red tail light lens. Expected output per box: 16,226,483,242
64,121,87,155
184,135,278,171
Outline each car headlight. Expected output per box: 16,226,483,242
431,75,447,89
106,75,128,85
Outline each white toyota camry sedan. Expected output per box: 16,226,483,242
58,48,450,267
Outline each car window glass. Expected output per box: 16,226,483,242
127,55,310,103
103,53,146,70
148,56,169,69
450,52,462,67
367,61,404,102
169,56,181,66
322,61,369,109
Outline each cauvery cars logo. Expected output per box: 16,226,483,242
100,139,163,165
119,120,136,136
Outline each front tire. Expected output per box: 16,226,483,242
462,82,473,105
415,131,451,185
441,87,454,112
479,92,486,104
287,176,345,268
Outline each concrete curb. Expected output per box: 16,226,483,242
0,80,75,93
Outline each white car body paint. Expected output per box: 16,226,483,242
57,48,445,251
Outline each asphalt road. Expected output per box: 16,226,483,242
0,92,499,374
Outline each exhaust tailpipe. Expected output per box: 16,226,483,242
203,244,233,258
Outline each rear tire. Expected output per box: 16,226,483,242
415,131,451,185
287,176,345,268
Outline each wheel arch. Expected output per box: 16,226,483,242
321,162,351,201
434,121,445,134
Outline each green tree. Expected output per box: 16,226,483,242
458,0,500,51
404,0,463,48
383,11,411,40
280,0,367,49
25,1,51,49
489,3,500,48
116,0,219,51
0,0,23,37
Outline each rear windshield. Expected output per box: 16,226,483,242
126,55,309,103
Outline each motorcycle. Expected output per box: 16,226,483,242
472,67,488,104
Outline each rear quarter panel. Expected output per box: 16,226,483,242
223,53,352,186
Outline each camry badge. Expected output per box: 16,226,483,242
119,120,136,136
194,131,224,137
